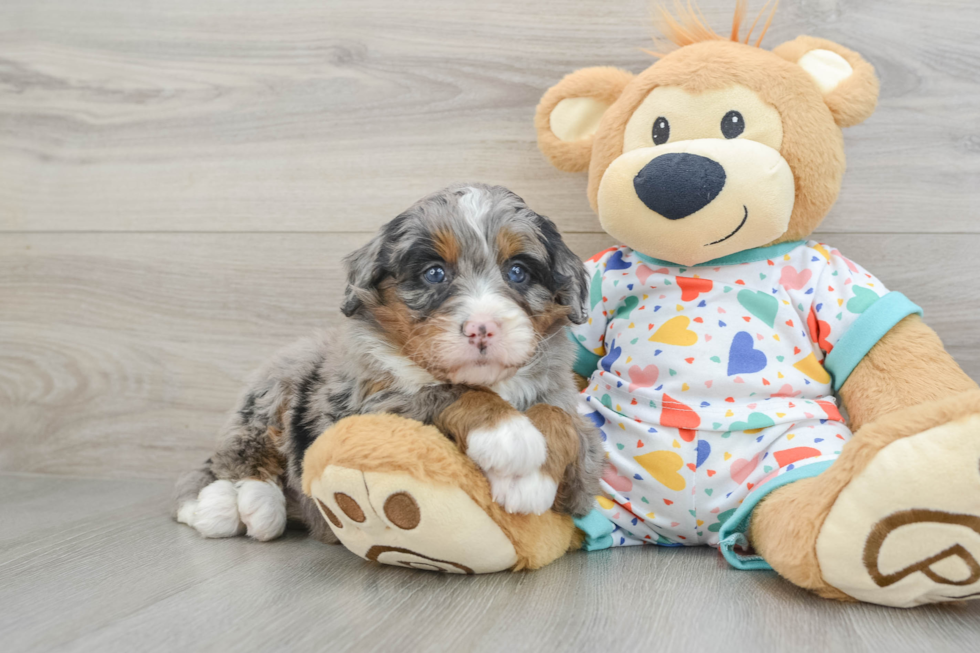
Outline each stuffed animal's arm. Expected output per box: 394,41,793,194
839,314,978,431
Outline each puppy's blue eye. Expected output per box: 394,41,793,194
423,266,446,284
507,264,528,284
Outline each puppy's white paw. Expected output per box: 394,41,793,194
486,471,558,515
189,480,245,538
466,414,547,477
176,499,198,526
236,479,287,542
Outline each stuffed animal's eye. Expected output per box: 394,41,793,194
651,116,670,145
507,263,528,284
721,110,745,139
423,265,446,284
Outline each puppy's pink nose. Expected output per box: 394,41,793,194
463,318,500,348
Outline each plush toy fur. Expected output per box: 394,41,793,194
303,413,580,572
538,35,878,253
751,312,979,599
302,2,980,607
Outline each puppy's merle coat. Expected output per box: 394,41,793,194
174,184,604,543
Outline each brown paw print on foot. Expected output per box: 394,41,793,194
308,466,518,574
818,414,980,607
864,508,980,599
316,489,473,573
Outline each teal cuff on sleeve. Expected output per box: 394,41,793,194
718,460,835,570
823,291,922,392
573,509,615,551
567,328,602,379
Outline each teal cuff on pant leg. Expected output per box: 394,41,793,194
718,460,835,570
574,509,615,551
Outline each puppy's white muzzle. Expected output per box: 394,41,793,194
444,292,536,385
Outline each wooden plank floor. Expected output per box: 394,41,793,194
2,0,980,649
1,474,978,653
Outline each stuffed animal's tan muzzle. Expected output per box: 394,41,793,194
597,138,795,266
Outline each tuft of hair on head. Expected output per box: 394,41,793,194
644,0,780,57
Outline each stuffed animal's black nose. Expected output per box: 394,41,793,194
633,153,726,220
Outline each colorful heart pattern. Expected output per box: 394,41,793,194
628,364,660,392
727,331,768,376
729,453,760,485
634,450,686,491
605,250,632,271
572,242,895,548
728,412,776,434
600,339,621,373
847,285,879,314
736,289,779,327
602,462,633,492
613,296,639,320
793,352,831,384
778,265,812,290
649,316,698,346
676,276,713,301
636,264,664,285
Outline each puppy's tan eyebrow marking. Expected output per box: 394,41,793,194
432,228,460,265
496,228,525,263
531,303,572,336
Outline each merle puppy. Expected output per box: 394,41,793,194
174,184,604,543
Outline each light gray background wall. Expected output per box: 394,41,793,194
2,0,979,479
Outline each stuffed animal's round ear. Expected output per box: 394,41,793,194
773,36,880,128
535,67,634,173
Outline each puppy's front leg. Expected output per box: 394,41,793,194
523,404,581,510
436,390,575,515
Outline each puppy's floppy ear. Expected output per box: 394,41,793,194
535,67,634,173
773,36,879,128
538,217,589,324
340,233,386,317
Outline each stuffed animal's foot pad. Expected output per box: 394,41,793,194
817,414,980,607
308,465,519,574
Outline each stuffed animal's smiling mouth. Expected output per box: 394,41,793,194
706,206,749,246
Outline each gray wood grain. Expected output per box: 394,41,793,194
1,232,978,479
0,0,979,234
0,474,978,653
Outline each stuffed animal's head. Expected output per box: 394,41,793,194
535,3,879,266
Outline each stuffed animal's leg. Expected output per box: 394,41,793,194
747,316,980,606
748,392,980,606
302,414,580,573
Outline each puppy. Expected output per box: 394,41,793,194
173,184,604,543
